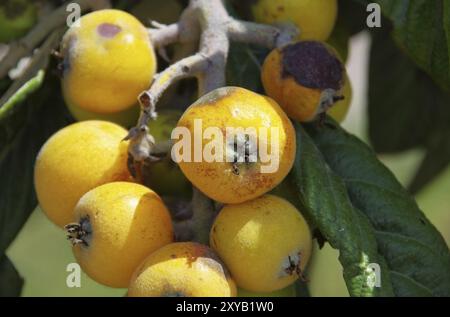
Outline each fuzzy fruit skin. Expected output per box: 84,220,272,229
176,87,296,204
210,195,312,292
66,100,140,128
34,121,131,228
0,0,37,43
261,41,345,122
251,0,337,41
72,182,174,288
60,9,156,114
128,242,237,297
143,110,192,198
328,74,352,123
238,285,296,297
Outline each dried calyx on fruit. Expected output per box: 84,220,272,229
262,40,347,122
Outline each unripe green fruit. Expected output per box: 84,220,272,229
66,101,140,128
143,110,192,198
0,0,37,43
327,23,350,62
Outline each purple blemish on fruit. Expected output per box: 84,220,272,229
281,41,343,90
97,23,122,38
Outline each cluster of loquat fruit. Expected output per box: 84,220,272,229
33,0,351,297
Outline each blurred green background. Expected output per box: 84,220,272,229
6,32,450,297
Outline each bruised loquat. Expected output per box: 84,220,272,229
261,41,347,122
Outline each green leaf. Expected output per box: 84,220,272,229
368,21,450,193
408,120,450,194
290,123,394,297
368,29,437,153
0,73,71,255
0,254,23,297
0,70,45,118
408,88,450,193
0,28,64,161
326,17,351,62
225,0,268,93
0,70,46,159
368,0,450,92
337,0,369,36
226,43,267,94
306,118,450,296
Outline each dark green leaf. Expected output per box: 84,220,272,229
0,73,71,255
370,0,450,92
368,29,438,153
0,71,46,160
290,123,394,297
338,0,369,36
408,121,450,194
0,28,64,161
226,43,267,94
368,20,450,193
327,17,351,62
306,118,450,296
0,254,23,297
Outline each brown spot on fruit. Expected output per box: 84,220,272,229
281,41,343,90
97,23,122,38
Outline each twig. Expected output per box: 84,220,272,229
0,28,66,108
227,19,298,48
0,0,110,79
149,23,181,48
137,53,209,126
